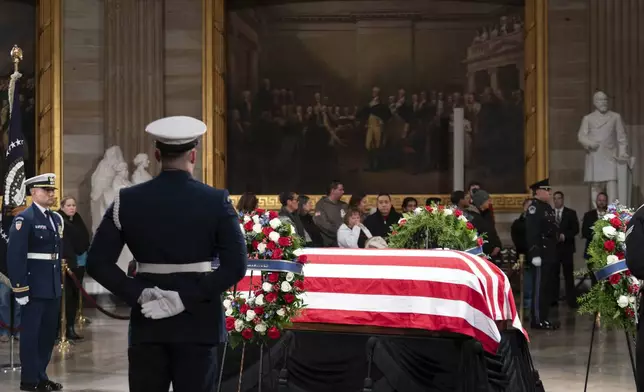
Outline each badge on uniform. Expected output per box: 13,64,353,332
15,220,22,231
528,205,536,215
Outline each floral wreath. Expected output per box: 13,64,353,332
224,209,307,347
388,205,484,252
578,202,640,332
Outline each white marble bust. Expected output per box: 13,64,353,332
90,146,125,233
578,91,632,205
132,153,152,185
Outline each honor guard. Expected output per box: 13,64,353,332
87,116,248,392
7,173,64,392
625,203,644,391
525,178,560,330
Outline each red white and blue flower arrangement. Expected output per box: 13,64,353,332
224,209,307,347
578,201,640,332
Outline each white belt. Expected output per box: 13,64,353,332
27,253,59,260
136,261,212,274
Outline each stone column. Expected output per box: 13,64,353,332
452,108,465,191
104,0,164,172
488,67,498,90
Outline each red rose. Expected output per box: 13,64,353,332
225,317,235,331
240,304,249,314
253,317,261,324
241,328,254,340
466,222,474,230
625,270,632,276
254,306,264,316
438,205,444,211
609,274,621,285
425,206,433,212
604,240,616,252
262,227,273,236
629,284,639,294
254,289,264,297
244,221,254,231
267,326,281,340
256,209,265,215
625,307,635,319
267,241,276,250
274,284,280,291
272,248,283,260
269,210,279,220
278,237,292,247
251,240,259,250
293,280,304,290
610,217,622,228
477,237,484,246
265,292,277,303
284,293,295,304
454,210,462,218
398,219,407,226
298,255,308,264
616,252,625,260
267,272,279,283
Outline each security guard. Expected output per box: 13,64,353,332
87,116,248,392
625,204,644,391
525,178,560,330
7,173,64,392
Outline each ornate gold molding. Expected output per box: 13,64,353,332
230,194,529,212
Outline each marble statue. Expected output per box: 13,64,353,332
90,146,125,233
578,91,632,206
131,153,152,184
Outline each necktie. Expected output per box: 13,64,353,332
556,210,561,224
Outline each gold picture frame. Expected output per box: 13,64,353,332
202,0,549,212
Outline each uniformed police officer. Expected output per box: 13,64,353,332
525,178,560,330
8,173,64,392
625,204,644,391
86,116,248,392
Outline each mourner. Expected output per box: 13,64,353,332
7,173,64,392
625,204,644,391
525,178,560,330
86,116,248,392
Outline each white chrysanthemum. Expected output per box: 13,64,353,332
262,282,273,292
254,323,267,334
269,231,281,242
286,272,295,282
602,226,617,238
269,218,282,229
225,308,233,317
617,295,629,308
276,308,286,317
245,309,256,322
255,294,265,306
443,208,453,216
603,213,616,221
458,215,468,222
252,223,262,234
606,255,619,265
234,319,245,332
617,232,626,242
281,281,292,292
223,299,232,309
257,243,267,254
414,207,424,215
252,215,260,224
243,215,251,223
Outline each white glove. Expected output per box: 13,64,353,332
138,287,163,305
141,287,185,320
532,257,542,267
15,296,29,306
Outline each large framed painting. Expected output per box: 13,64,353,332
203,0,548,211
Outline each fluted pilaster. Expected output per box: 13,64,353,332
104,0,164,171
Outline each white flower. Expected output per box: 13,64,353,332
629,296,637,304
290,224,295,234
293,249,303,256
269,231,281,243
262,282,273,292
252,215,260,224
225,308,233,316
606,255,619,265
414,207,424,215
239,223,245,233
276,308,286,317
246,297,255,306
602,226,617,238
603,213,616,221
257,243,267,254
223,299,232,309
269,218,282,229
281,281,292,292
286,272,295,282
255,294,265,306
253,223,262,234
245,309,256,322
254,323,267,334
617,232,626,242
472,234,478,241
443,208,453,216
617,295,629,308
234,319,245,332
458,215,468,222
398,218,407,225
630,276,640,285
243,215,251,223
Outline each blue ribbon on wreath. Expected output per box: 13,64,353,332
211,258,304,274
594,259,629,281
465,246,484,256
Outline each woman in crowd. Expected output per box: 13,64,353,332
401,197,418,213
468,190,502,258
337,208,373,249
348,192,370,220
236,192,258,214
58,196,91,340
297,195,323,247
364,193,402,239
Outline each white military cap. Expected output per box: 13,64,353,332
145,116,207,153
24,173,57,190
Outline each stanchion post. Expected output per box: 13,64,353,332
1,292,21,373
76,288,87,326
56,261,72,355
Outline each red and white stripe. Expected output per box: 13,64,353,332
235,248,527,354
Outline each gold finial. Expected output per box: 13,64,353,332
10,45,23,73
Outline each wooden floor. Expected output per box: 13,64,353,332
0,307,636,392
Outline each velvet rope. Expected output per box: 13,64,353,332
0,320,20,333
65,268,131,320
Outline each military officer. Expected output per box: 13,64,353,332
525,178,560,330
625,204,644,391
87,116,248,392
7,173,64,392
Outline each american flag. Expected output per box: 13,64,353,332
236,248,527,354
1,73,26,242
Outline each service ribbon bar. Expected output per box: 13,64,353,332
212,259,304,274
594,259,629,281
